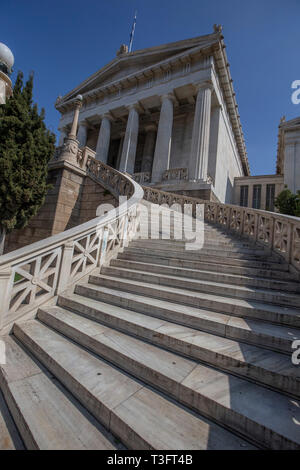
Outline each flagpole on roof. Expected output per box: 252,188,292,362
129,11,137,53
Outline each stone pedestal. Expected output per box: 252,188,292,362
152,94,174,183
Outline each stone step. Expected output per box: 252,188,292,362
131,240,274,261
75,282,300,354
0,389,24,450
0,336,119,450
32,306,300,450
101,265,300,309
13,320,255,450
87,274,300,328
131,239,271,257
118,251,296,281
57,293,300,398
137,232,256,248
123,247,287,270
111,259,300,293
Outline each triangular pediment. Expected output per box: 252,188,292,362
59,33,219,103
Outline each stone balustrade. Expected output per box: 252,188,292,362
132,172,151,184
0,157,143,332
162,167,189,181
143,186,300,276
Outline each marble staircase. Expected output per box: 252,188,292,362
1,202,300,449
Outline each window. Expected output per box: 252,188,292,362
266,184,275,211
240,185,249,207
252,185,261,209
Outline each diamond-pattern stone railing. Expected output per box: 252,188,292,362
143,186,300,276
0,157,143,331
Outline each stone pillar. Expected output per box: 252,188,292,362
69,95,83,139
141,124,157,173
95,114,112,163
189,82,213,181
119,105,140,174
77,121,88,147
57,95,83,166
152,94,174,183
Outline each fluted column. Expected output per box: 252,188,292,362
189,82,213,181
77,121,88,147
141,124,157,173
95,114,112,163
119,105,140,174
152,94,174,183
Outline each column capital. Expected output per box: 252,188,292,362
160,92,177,104
101,112,114,122
73,94,83,110
127,103,143,113
194,81,214,93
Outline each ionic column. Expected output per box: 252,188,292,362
189,82,213,181
119,105,140,174
141,124,157,173
95,114,112,163
77,121,88,147
152,94,174,183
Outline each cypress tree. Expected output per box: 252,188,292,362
0,71,55,253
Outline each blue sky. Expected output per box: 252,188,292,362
2,0,300,175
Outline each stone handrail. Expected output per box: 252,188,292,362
143,186,300,276
0,158,144,332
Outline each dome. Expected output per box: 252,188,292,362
0,42,14,74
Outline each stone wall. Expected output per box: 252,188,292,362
78,177,117,224
4,167,117,254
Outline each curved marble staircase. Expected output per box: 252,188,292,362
1,200,300,450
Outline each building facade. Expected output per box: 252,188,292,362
55,26,250,203
233,174,284,211
234,116,300,212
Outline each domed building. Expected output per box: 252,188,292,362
0,42,14,104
